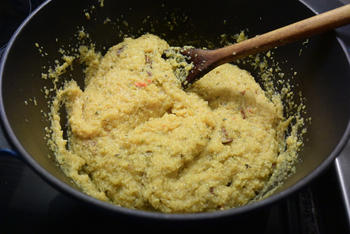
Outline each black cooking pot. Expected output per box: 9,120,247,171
1,0,350,223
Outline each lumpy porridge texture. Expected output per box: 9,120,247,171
49,34,300,213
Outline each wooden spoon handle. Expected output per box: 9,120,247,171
210,4,350,65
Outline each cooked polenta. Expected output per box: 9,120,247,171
49,34,297,213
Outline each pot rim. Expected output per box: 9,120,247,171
1,0,350,221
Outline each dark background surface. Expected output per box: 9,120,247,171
1,155,348,233
0,0,43,53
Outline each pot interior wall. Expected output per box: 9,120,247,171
2,0,350,207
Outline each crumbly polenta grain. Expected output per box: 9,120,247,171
49,34,297,213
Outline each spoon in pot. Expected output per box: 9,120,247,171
167,4,350,89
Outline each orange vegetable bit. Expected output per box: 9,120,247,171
135,82,148,87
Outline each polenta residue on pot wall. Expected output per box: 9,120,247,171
46,33,305,213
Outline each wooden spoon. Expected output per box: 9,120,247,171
177,4,350,89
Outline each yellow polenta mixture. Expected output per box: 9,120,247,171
49,34,295,213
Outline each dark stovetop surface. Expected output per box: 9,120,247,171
1,154,349,233
1,0,350,233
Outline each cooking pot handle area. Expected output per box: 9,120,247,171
303,0,350,223
333,6,350,225
334,18,350,226
0,127,19,158
334,20,350,221
335,139,350,224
